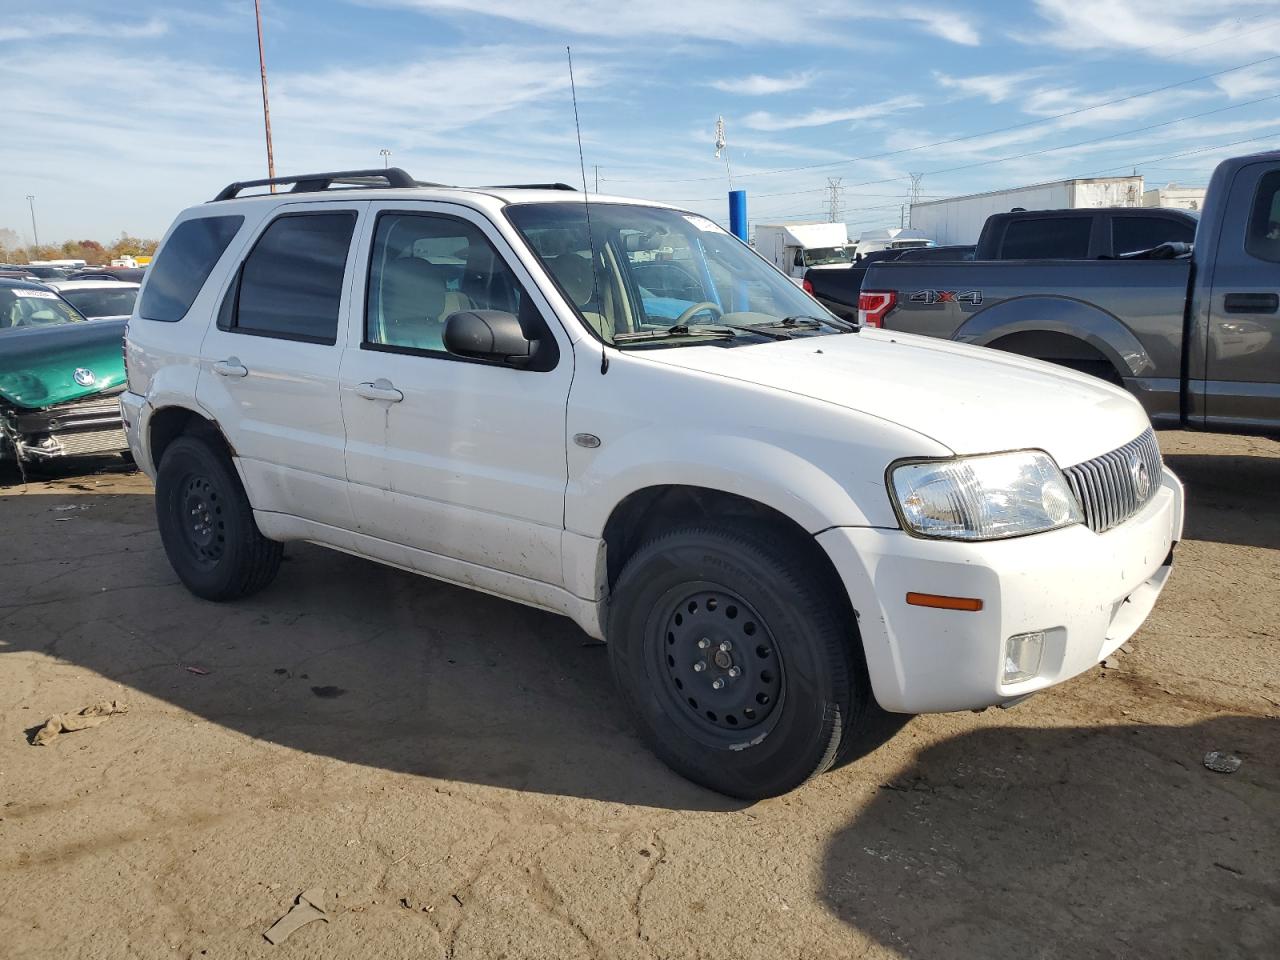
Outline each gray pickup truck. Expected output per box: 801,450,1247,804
860,151,1280,435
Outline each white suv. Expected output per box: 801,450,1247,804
122,168,1184,799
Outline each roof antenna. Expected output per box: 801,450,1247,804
567,45,607,375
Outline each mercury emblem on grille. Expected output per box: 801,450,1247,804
1131,458,1151,500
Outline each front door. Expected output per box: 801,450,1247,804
1203,162,1280,431
195,201,364,530
338,202,573,587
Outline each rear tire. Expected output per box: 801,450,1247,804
155,434,282,601
607,523,865,799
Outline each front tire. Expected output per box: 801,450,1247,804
608,523,865,799
155,434,282,601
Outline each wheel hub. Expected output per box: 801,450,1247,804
181,476,224,563
659,589,782,732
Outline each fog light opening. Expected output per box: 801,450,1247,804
1003,631,1045,684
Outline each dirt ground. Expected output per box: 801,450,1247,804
0,430,1276,960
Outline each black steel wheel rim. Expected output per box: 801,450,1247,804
648,584,784,741
179,473,225,567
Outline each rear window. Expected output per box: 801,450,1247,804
1245,169,1280,264
231,212,356,344
60,286,139,319
999,217,1092,259
140,215,243,322
1112,216,1195,255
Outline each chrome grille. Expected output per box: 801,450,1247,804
52,393,122,417
1063,428,1163,533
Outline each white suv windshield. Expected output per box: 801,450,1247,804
506,202,848,348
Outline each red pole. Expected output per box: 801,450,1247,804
254,0,276,190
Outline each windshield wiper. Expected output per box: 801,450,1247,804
777,314,856,332
614,324,738,343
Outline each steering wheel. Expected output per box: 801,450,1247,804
673,301,724,326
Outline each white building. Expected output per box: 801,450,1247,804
909,176,1145,246
1142,183,1206,211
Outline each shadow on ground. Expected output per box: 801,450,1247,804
821,715,1280,959
0,479,742,811
1163,450,1280,550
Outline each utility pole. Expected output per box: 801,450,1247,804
380,148,392,169
826,177,843,223
593,164,599,193
254,0,276,188
25,194,39,248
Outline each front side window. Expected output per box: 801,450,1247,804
365,213,528,354
506,203,848,348
140,215,242,322
1000,217,1092,259
233,212,356,344
1245,170,1280,264
0,287,86,332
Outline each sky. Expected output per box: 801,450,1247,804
4,0,1280,245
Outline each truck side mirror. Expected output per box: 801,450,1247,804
443,310,538,367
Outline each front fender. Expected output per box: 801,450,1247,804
565,427,904,539
954,296,1155,377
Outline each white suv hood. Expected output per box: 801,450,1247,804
645,328,1150,468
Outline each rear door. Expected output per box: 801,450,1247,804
338,201,573,588
196,200,364,529
1203,163,1280,431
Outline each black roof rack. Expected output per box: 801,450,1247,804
480,182,578,191
211,167,442,202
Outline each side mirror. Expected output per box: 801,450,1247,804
443,310,538,367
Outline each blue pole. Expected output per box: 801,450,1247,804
729,189,747,242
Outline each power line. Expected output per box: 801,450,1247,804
603,51,1280,185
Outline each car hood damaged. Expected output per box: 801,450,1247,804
0,318,128,409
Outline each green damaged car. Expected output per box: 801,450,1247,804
0,279,129,464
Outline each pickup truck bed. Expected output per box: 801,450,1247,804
866,258,1192,425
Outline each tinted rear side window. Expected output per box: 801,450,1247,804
1245,169,1280,264
999,217,1092,259
139,215,243,321
233,212,357,344
1112,216,1195,254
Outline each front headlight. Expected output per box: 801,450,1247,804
889,450,1083,541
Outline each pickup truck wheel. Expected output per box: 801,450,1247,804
155,435,282,601
608,524,862,799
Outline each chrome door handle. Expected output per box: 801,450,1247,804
212,357,249,378
355,379,404,403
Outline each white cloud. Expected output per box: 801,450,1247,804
0,15,167,42
1025,0,1280,62
935,70,1045,103
915,11,980,46
743,96,922,131
711,72,814,96
0,43,605,240
1214,67,1280,100
364,0,980,47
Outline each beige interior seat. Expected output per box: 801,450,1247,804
546,253,613,340
379,258,473,350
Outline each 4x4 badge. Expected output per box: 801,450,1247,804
908,290,982,305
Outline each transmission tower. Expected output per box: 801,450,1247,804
826,177,843,223
907,173,924,229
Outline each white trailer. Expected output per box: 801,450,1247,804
854,228,935,257
753,222,851,279
909,176,1145,245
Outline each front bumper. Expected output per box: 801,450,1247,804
1,390,128,461
818,466,1184,713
